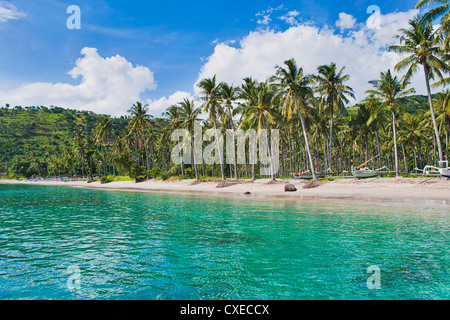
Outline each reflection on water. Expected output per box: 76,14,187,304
0,184,448,300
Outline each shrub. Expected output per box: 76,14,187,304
161,171,170,181
130,164,146,183
149,167,162,179
100,176,113,184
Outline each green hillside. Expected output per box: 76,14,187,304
0,106,128,165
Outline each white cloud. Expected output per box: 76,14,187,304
255,5,284,25
279,10,301,26
195,9,424,102
0,47,156,116
0,1,26,22
146,91,195,117
336,12,356,30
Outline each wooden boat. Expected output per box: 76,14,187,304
351,166,379,179
292,164,327,180
293,172,327,180
439,161,450,178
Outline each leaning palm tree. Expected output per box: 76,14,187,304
389,16,448,166
271,58,318,181
313,62,355,172
366,70,416,177
178,98,201,180
197,75,226,181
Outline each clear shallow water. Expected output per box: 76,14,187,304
0,184,448,300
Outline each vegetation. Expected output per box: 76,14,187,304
1,1,450,181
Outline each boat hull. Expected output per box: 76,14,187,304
293,172,327,180
440,168,450,178
352,172,379,179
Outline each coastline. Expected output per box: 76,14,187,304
1,177,449,207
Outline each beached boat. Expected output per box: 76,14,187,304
439,161,450,178
351,166,379,179
293,172,327,180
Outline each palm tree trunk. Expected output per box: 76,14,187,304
213,121,226,181
424,63,444,166
402,144,408,175
299,113,317,181
329,114,334,172
392,110,399,177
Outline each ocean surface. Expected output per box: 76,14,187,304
0,184,448,300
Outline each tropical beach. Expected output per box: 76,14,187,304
1,0,450,304
1,177,450,206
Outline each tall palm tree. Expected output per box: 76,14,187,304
128,102,152,175
178,98,201,180
434,91,450,160
94,117,113,176
239,81,279,180
366,70,416,177
314,62,355,171
272,58,318,181
220,83,240,179
389,16,448,166
197,75,226,181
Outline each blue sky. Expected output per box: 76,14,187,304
0,0,423,116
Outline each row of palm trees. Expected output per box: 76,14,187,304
29,1,450,181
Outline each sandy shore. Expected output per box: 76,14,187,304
1,177,449,207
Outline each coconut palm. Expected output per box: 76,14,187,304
389,16,448,166
272,58,318,181
366,70,416,177
220,83,240,179
197,75,226,181
239,80,279,180
314,62,355,172
178,98,201,180
128,102,152,176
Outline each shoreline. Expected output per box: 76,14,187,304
1,177,450,207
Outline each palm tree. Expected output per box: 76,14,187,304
178,98,201,180
389,16,448,166
128,102,152,176
416,0,450,41
163,104,184,175
239,80,279,180
434,90,450,160
272,58,318,181
94,117,113,176
197,75,226,181
366,70,416,177
220,83,240,179
314,62,355,172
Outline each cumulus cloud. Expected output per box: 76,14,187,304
146,91,195,117
195,9,424,102
0,47,156,116
336,12,357,30
0,1,26,22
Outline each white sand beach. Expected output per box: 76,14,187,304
2,177,449,207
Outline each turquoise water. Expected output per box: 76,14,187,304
0,184,448,300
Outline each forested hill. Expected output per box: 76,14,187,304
0,106,129,166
